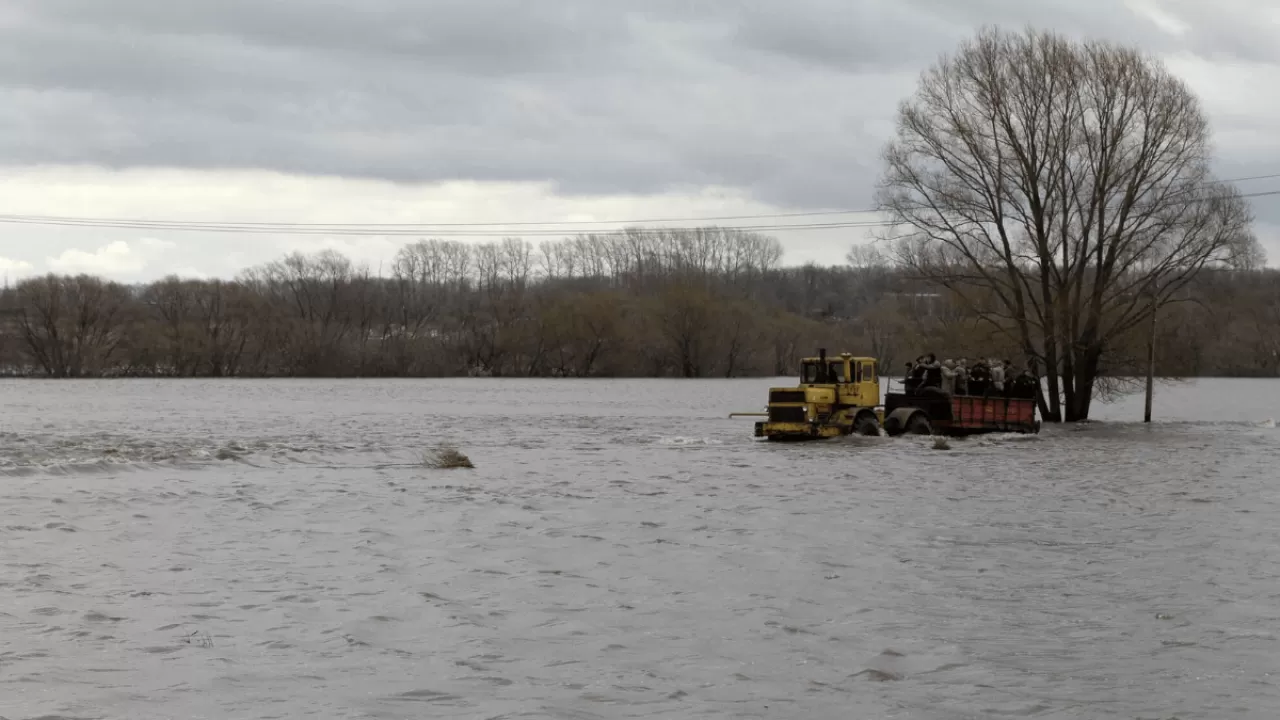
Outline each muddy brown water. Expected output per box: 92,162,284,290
1,378,1278,719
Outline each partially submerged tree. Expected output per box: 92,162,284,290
877,26,1261,421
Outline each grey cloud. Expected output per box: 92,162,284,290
1154,0,1280,66
25,0,632,76
0,0,1276,210
727,1,961,72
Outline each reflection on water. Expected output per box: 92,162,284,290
0,378,1277,719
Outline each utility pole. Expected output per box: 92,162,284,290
1143,303,1156,423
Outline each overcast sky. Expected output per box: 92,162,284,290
1,0,1277,282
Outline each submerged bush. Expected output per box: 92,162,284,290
425,445,474,469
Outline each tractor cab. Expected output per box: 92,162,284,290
799,357,845,384
797,350,879,409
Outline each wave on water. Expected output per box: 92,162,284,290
0,430,735,477
0,432,395,477
1,414,1270,477
652,436,724,446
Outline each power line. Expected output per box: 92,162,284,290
0,216,895,236
1220,172,1280,183
0,179,1277,237
0,206,881,230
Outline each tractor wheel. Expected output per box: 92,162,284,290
854,414,881,436
905,413,933,435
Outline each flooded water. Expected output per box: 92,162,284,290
1,377,1278,719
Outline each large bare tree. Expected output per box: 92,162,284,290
876,26,1261,421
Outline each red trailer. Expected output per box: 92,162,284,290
880,386,1040,437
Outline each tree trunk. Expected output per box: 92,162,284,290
1033,340,1063,422
1060,331,1079,421
1066,347,1101,421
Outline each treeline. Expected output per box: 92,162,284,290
0,228,1276,379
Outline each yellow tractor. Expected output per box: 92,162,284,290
735,349,883,441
